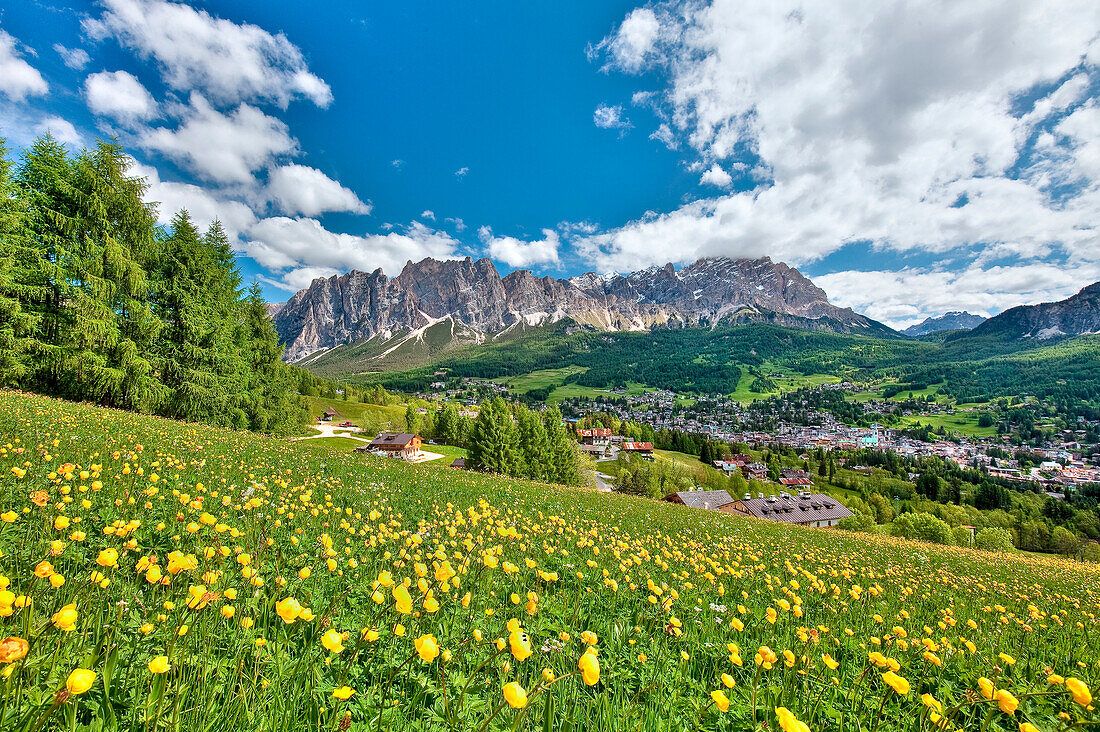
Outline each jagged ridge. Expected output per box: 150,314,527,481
273,256,892,363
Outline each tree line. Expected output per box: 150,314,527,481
0,134,305,434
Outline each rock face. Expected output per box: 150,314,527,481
273,256,889,362
965,282,1100,341
902,311,987,336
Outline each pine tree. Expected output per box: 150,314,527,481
469,397,520,475
544,405,580,485
517,405,551,481
238,283,306,434
0,138,32,385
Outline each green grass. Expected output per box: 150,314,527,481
491,366,588,393
304,396,407,431
0,390,1097,731
897,411,999,438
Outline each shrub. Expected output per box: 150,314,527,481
974,527,1015,553
891,512,954,545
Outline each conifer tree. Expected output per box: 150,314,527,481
0,139,31,385
469,397,520,474
517,405,551,481
544,405,580,485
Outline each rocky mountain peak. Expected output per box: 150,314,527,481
273,256,889,362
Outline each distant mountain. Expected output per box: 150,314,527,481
902,311,987,336
959,282,1100,341
273,256,894,364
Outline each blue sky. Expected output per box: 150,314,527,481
1,0,1099,328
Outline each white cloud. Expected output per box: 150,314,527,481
599,8,661,73
420,210,435,220
444,216,466,232
244,218,462,289
454,166,469,177
85,70,157,123
140,93,295,184
53,43,90,70
699,163,732,187
579,0,1100,289
0,29,48,101
84,0,331,108
593,103,632,132
131,162,257,242
36,116,81,146
814,262,1100,329
391,159,405,169
266,164,369,216
480,226,561,268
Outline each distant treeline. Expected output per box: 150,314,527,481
0,134,305,434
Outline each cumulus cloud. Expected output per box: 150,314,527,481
814,261,1100,329
244,218,462,290
480,226,561,268
36,116,81,146
595,7,661,73
578,0,1100,316
140,93,295,184
266,164,369,216
593,104,632,133
85,70,157,123
83,0,331,108
132,162,258,242
0,29,48,101
53,43,90,70
699,163,732,187
420,210,435,220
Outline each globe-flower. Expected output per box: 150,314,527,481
882,671,910,695
148,656,170,674
710,690,730,712
51,603,78,631
0,637,28,664
96,548,118,568
978,677,995,700
275,597,302,624
415,634,440,662
578,649,600,686
393,584,413,614
332,686,355,700
994,689,1019,715
1066,678,1092,707
776,707,809,732
321,629,345,654
66,669,96,695
508,631,532,662
503,682,527,709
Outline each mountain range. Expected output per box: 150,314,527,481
958,281,1100,341
272,256,890,363
902,311,987,336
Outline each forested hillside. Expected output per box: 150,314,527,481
0,134,305,434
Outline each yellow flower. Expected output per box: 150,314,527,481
321,629,345,654
509,631,532,662
710,690,730,712
921,693,943,714
0,637,29,664
578,649,600,686
776,706,810,732
978,677,995,700
332,686,355,700
148,656,170,674
1066,678,1092,707
823,654,838,670
66,669,96,695
96,548,118,568
1020,724,1040,732
275,597,302,624
392,584,413,614
415,634,440,662
882,671,910,695
51,603,78,631
721,673,735,688
994,689,1019,715
503,682,527,709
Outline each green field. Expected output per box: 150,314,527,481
0,390,1097,731
898,410,1000,438
304,396,408,431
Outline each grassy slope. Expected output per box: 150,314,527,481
3,390,1098,730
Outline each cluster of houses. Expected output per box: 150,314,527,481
575,428,655,461
664,489,853,527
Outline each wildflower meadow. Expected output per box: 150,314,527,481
0,389,1097,731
